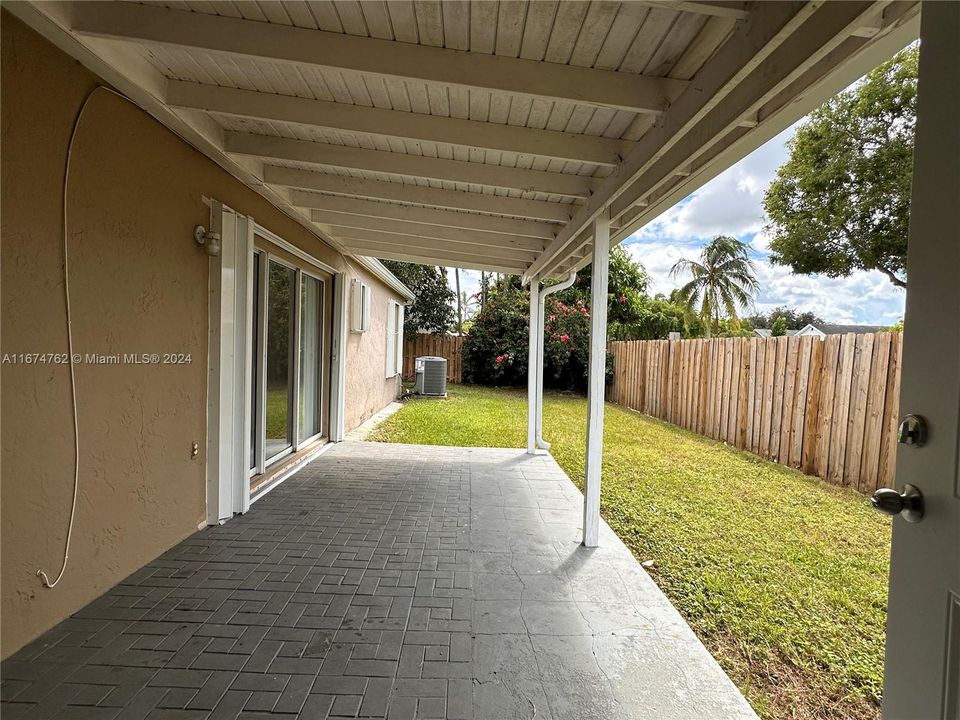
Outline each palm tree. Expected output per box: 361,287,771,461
670,235,759,338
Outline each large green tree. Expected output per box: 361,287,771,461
670,235,759,338
763,46,917,288
380,261,455,339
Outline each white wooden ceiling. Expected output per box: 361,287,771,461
12,1,920,277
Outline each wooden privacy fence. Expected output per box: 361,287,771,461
609,333,903,494
402,334,464,383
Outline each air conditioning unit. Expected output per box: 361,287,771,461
414,356,448,396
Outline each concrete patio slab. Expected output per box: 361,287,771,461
1,442,756,719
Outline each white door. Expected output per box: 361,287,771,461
881,3,960,717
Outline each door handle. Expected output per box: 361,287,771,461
871,484,924,523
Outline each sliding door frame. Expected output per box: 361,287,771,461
297,268,327,449
207,199,346,524
260,252,298,470
248,225,341,490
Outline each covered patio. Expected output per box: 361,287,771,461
1,442,754,719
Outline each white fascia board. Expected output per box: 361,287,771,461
353,257,416,303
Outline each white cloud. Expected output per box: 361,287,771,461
636,126,798,245
623,124,906,325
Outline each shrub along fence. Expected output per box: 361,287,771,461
402,334,464,383
609,333,903,494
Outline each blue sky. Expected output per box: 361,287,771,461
450,124,906,326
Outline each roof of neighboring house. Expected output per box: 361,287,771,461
754,328,798,337
800,323,886,335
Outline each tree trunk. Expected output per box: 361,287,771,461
454,268,463,334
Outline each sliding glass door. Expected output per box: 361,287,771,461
265,260,295,462
249,249,327,480
299,274,324,443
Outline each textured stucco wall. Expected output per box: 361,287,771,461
344,262,404,431
0,13,352,658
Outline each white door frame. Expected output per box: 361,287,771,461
206,200,254,523
207,203,348,523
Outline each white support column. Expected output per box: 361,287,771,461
527,279,540,454
583,209,610,547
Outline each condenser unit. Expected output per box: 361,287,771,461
414,356,448,396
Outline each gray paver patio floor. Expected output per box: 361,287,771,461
1,441,756,719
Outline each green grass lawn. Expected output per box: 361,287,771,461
370,384,892,720
265,384,293,442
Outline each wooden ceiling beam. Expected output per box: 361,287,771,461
71,2,687,114
264,167,577,223
336,235,528,274
167,81,630,167
226,133,595,198
310,212,546,254
292,192,555,240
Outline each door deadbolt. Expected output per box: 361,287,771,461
897,414,927,447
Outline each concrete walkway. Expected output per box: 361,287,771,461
344,402,404,442
1,442,756,719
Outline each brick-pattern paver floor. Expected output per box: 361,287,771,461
1,442,756,719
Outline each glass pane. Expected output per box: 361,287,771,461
299,275,324,441
265,261,295,461
250,253,260,470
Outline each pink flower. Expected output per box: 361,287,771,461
619,294,626,303
495,355,504,364
560,333,569,343
549,315,556,322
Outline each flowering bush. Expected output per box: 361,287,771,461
462,287,529,386
462,286,611,391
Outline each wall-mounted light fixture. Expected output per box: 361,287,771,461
193,225,221,257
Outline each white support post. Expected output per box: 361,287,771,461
583,209,610,547
527,280,540,454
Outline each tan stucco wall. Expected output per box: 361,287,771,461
344,261,404,431
0,13,367,658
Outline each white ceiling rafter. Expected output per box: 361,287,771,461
69,1,689,115
291,193,557,240
7,0,919,277
309,213,547,255
263,167,578,223
166,81,633,167
224,133,598,198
